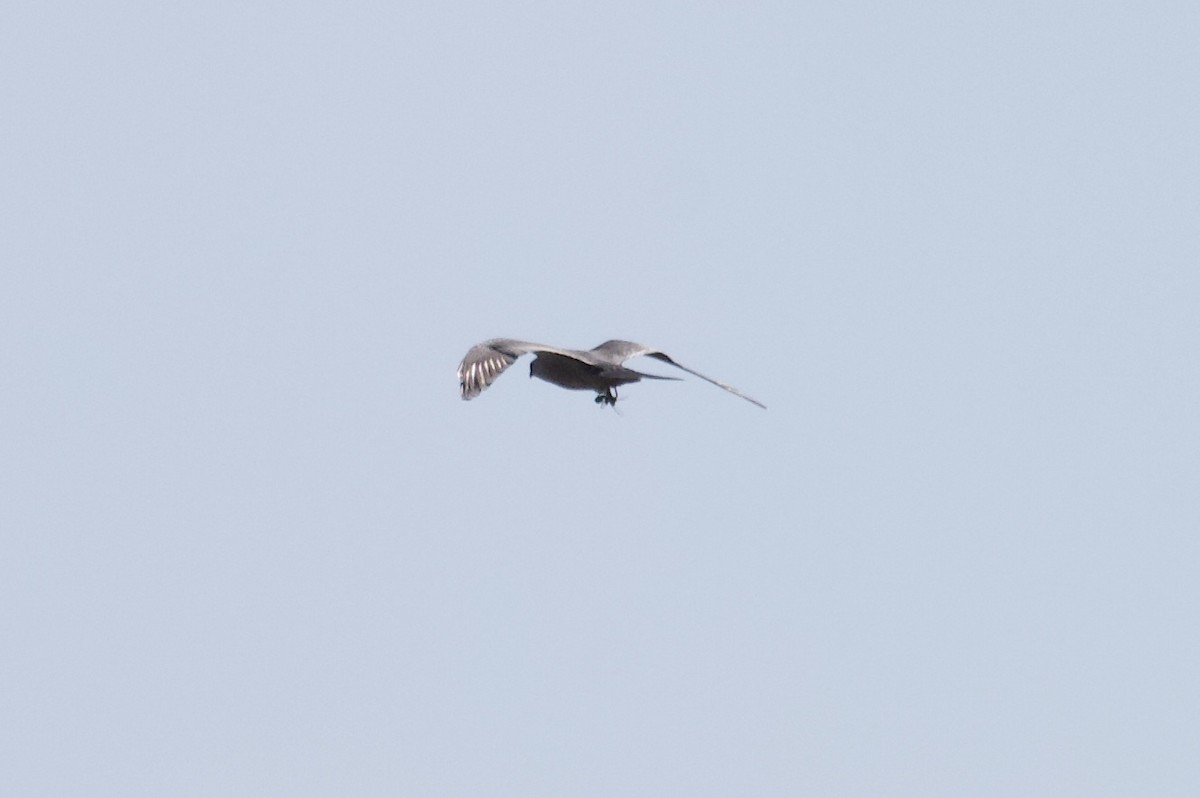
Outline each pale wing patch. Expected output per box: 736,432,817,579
457,345,521,400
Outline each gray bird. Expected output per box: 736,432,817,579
457,338,766,409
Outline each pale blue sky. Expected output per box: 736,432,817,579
2,2,1198,796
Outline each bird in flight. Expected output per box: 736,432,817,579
457,338,765,409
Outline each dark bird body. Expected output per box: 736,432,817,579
457,338,765,409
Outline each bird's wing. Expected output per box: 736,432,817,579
588,339,655,364
457,338,586,400
650,352,766,408
589,340,766,409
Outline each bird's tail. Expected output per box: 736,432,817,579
627,369,681,381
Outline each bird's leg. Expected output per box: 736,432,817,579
594,387,618,407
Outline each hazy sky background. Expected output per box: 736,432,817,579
3,2,1198,796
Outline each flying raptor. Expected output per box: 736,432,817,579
457,338,765,409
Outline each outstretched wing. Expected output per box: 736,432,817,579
588,339,656,363
457,338,585,400
590,340,766,409
647,352,766,408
